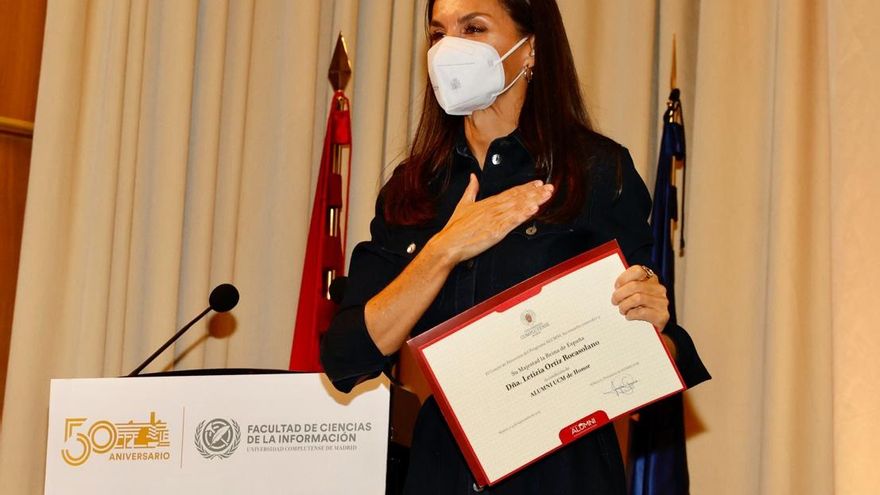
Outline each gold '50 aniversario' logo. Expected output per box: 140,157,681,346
61,412,171,466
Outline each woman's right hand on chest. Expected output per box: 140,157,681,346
364,174,553,356
427,174,554,266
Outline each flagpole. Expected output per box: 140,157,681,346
289,33,353,371
327,33,353,295
670,34,677,93
667,35,686,256
627,35,691,495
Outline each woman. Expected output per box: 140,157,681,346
321,0,710,493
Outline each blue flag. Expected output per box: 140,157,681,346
628,89,689,495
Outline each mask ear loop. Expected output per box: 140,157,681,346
496,36,530,63
494,67,528,96
491,37,531,97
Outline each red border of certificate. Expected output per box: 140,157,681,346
407,239,685,487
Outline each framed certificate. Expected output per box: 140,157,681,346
406,240,684,488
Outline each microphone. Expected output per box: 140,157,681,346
127,284,240,377
209,283,240,312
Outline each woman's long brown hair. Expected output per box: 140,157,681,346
383,0,594,226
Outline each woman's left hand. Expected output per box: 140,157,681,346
611,265,670,331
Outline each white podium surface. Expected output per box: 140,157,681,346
44,373,389,494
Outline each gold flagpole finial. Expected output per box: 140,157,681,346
328,32,352,92
670,34,678,90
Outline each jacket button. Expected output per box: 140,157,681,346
406,242,416,254
466,259,475,269
525,225,537,236
490,153,502,165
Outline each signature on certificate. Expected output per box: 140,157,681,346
603,374,638,397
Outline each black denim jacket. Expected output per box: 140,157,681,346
321,129,710,393
320,128,710,494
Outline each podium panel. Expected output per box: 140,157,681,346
45,373,389,494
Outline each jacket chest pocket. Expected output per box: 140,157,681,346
379,228,436,266
378,227,455,332
510,221,575,240
489,222,583,292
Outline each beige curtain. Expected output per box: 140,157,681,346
1,0,878,493
680,1,880,493
681,1,836,492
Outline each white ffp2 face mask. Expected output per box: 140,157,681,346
427,36,529,116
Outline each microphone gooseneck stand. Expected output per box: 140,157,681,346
127,283,239,377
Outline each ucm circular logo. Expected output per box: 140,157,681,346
520,310,536,326
194,418,240,459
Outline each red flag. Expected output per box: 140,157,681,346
289,91,351,371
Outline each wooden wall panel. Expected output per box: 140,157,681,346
0,0,46,119
0,0,48,423
0,135,31,417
